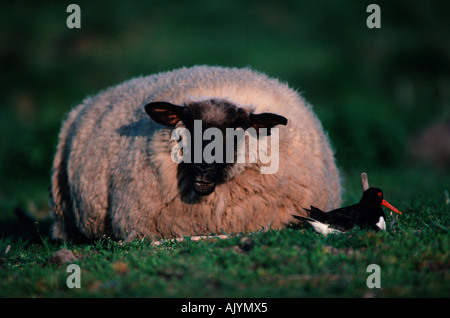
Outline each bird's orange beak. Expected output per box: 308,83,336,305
382,199,402,214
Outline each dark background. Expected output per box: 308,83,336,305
0,0,449,220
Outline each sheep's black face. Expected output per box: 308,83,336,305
174,100,243,196
184,121,240,196
144,99,288,196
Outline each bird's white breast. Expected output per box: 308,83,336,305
376,216,386,231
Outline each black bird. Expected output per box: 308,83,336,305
293,187,402,235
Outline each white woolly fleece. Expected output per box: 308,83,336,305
50,65,342,241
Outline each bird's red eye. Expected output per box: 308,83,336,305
378,192,382,196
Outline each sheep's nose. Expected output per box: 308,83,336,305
194,164,214,174
193,164,217,180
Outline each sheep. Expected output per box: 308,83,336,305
50,65,342,241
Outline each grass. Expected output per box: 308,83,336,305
0,1,449,298
1,166,448,298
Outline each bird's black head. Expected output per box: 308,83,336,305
360,187,402,215
358,188,387,231
360,187,384,206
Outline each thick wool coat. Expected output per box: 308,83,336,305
50,66,342,241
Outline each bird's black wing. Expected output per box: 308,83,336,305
305,206,329,223
292,214,315,223
326,214,356,232
323,205,362,232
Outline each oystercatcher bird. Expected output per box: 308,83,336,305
293,187,402,235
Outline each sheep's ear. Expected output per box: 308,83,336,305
144,102,185,127
248,112,287,134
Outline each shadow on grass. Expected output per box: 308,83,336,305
0,206,52,244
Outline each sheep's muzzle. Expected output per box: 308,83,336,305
192,163,220,195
